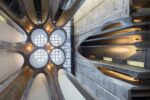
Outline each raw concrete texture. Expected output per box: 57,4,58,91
75,58,133,100
74,0,133,100
74,0,129,36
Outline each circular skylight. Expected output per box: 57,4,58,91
31,29,47,47
50,29,66,47
29,49,48,68
50,49,65,65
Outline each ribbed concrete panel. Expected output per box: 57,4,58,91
75,58,132,100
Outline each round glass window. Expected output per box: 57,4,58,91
29,49,48,68
31,29,47,47
50,29,66,47
50,49,65,65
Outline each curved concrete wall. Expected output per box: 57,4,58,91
27,74,50,100
0,21,25,82
74,0,132,100
0,21,26,42
0,52,24,83
58,69,85,100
